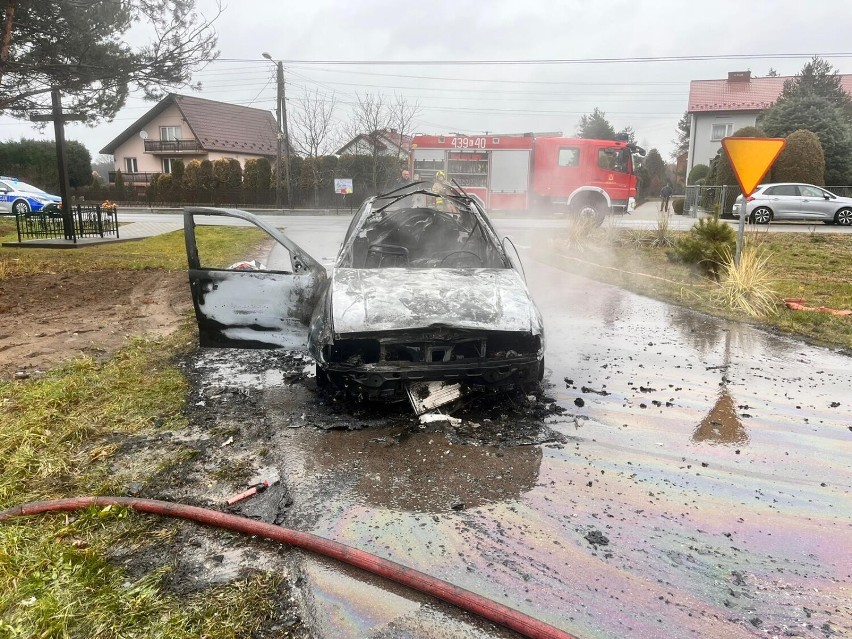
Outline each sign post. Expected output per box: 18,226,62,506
721,137,786,265
334,178,353,215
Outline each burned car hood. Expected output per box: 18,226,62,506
331,268,539,336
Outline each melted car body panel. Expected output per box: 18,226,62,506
330,267,536,336
190,270,323,349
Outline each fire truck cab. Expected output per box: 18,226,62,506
410,133,642,223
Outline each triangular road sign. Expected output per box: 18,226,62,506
721,137,786,196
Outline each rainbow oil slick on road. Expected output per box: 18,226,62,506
190,236,850,639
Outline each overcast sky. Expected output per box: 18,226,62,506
3,0,852,163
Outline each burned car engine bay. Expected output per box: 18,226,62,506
309,186,545,404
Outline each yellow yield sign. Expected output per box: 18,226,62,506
721,137,787,196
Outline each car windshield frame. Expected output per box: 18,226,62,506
336,187,512,271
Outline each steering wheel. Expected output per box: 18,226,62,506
439,250,483,267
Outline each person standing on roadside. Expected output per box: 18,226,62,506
660,182,673,213
394,169,411,191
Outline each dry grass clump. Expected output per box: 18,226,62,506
715,244,779,317
649,210,676,247
560,215,600,252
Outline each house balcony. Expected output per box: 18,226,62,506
144,139,203,153
109,171,159,185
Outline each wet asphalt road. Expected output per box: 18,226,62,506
196,217,852,639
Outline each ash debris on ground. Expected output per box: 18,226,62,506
103,346,571,636
103,349,313,638
583,529,610,548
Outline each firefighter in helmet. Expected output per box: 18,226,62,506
431,170,455,212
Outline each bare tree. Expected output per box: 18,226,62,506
291,88,338,158
345,92,389,193
341,92,421,193
387,93,421,165
290,88,338,205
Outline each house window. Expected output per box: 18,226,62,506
558,147,580,167
160,126,181,141
710,123,733,141
124,157,138,173
162,158,176,173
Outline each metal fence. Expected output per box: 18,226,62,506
15,204,119,243
682,185,739,218
683,184,852,218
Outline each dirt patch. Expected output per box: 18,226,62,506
0,270,192,380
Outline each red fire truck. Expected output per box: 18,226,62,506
410,133,643,222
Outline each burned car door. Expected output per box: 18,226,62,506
184,207,327,350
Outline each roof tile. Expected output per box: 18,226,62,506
688,74,852,112
174,95,277,155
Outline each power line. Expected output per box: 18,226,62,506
202,76,688,97
214,52,852,66
285,92,681,118
285,64,688,86
285,73,686,97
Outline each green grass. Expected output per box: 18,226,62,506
0,226,268,278
0,507,280,638
0,328,294,638
0,222,294,637
0,333,191,508
546,229,852,349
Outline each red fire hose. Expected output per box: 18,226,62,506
0,497,578,639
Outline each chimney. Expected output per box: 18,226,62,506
727,71,751,83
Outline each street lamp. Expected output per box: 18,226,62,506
262,52,291,208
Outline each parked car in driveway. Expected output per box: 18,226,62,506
732,183,852,225
0,177,62,215
183,183,545,401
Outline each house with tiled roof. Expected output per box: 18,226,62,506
100,94,278,191
686,71,852,180
335,129,412,157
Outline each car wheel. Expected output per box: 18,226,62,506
751,206,772,224
12,199,30,216
573,198,607,227
835,208,852,226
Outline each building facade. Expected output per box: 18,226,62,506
100,94,278,192
686,71,852,181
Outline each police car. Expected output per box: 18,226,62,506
0,177,62,216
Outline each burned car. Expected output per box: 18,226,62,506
184,184,544,402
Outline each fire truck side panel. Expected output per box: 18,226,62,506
411,148,445,185
410,134,637,214
489,150,530,211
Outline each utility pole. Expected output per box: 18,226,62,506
264,53,292,209
277,61,292,209
273,63,282,209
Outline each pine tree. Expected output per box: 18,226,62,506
577,108,616,140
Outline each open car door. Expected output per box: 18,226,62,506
184,207,327,350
